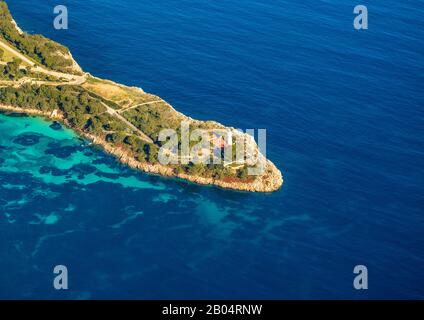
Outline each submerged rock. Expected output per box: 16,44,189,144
45,145,78,159
49,121,62,131
13,133,43,146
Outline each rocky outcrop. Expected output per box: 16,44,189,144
11,19,23,35
0,105,283,192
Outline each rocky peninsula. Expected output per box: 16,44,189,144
0,0,283,192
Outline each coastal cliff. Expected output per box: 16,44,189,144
0,0,283,193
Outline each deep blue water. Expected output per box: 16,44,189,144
1,0,423,299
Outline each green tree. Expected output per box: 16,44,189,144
124,135,138,147
144,144,159,163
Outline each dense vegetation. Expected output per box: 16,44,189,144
0,83,250,180
0,57,23,79
0,1,77,73
0,57,58,81
123,102,184,142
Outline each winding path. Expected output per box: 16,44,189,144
0,39,35,66
0,39,86,86
100,102,154,144
1,39,154,144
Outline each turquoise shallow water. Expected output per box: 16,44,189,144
0,114,166,189
1,0,423,299
0,113,288,299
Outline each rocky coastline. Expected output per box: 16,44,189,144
0,104,283,192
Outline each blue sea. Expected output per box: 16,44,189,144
0,0,423,299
